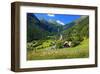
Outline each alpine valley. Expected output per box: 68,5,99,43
27,13,89,60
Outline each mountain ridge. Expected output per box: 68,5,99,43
27,13,89,42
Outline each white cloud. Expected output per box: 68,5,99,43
47,14,55,17
56,20,65,25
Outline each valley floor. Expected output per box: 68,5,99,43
27,39,89,60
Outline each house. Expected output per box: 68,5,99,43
63,41,72,48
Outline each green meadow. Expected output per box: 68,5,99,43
27,39,89,60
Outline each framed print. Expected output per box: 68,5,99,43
11,2,98,72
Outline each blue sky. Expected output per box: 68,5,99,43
34,13,81,25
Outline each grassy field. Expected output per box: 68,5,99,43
27,39,89,60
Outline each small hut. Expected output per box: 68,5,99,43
63,41,72,48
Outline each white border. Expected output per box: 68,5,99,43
20,6,95,68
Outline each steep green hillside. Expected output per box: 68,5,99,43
27,13,63,42
27,13,50,42
62,16,89,42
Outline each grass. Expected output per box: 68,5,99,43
27,39,89,60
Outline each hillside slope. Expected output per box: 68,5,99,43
27,13,63,42
62,16,89,42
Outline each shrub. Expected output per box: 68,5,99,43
71,40,80,47
56,40,63,48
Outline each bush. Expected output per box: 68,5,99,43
71,40,80,47
56,40,63,48
27,40,42,51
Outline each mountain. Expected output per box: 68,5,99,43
62,16,89,41
64,15,88,30
39,18,63,32
74,16,88,25
27,13,89,43
27,13,63,42
63,22,75,30
27,13,50,42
